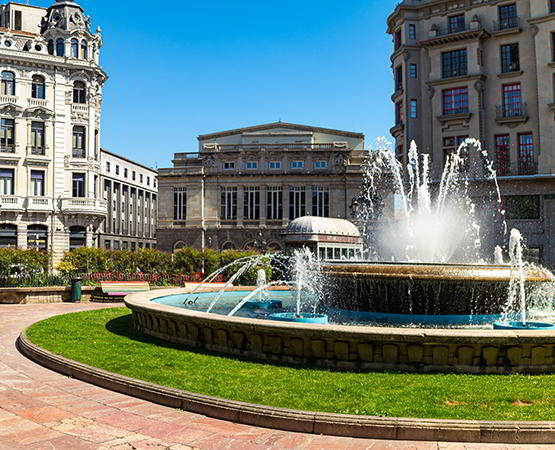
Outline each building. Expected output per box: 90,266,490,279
99,149,158,251
0,0,106,264
387,0,555,268
157,122,366,253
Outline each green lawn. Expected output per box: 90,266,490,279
26,308,555,421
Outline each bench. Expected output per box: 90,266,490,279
91,281,150,303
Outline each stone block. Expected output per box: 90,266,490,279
167,320,177,336
202,327,213,345
407,345,423,364
358,343,374,362
311,339,327,358
159,318,167,333
269,336,283,354
457,346,474,366
433,346,449,366
507,347,522,366
233,331,245,349
289,338,304,357
383,344,399,364
177,321,188,337
188,324,199,340
334,341,349,360
482,346,498,366
215,329,228,347
531,346,547,366
248,334,263,352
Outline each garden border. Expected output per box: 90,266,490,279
17,324,555,444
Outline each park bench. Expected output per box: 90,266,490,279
91,281,150,303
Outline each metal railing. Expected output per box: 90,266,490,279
493,16,521,32
496,102,527,119
72,148,86,158
0,144,15,153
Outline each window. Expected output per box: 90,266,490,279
73,81,86,104
147,176,150,185
0,168,14,195
394,29,401,50
518,133,535,175
14,11,21,30
503,195,540,220
500,43,520,73
245,161,257,170
71,39,78,58
31,122,45,154
244,187,260,221
267,187,283,221
409,64,417,79
442,87,469,115
312,186,330,217
289,187,306,220
131,242,136,251
174,187,186,221
94,130,99,160
495,135,511,176
0,224,17,248
448,14,465,33
395,101,404,124
72,126,86,157
552,33,555,62
1,71,15,95
27,225,47,251
443,136,468,167
408,24,416,40
0,118,15,152
47,40,54,55
124,168,128,178
30,170,44,196
291,161,304,169
56,38,64,57
409,99,417,118
70,226,86,249
72,173,85,197
268,161,281,170
106,162,111,173
314,161,328,169
223,162,235,170
140,174,143,183
81,40,88,59
122,241,128,251
115,165,119,175
498,4,518,30
441,49,467,78
221,187,237,222
105,240,111,250
31,75,45,99
395,65,403,91
551,0,555,13
132,171,136,180
502,83,522,117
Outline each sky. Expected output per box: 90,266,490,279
29,0,396,169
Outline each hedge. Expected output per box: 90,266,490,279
0,249,49,276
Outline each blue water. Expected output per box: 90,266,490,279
153,291,500,328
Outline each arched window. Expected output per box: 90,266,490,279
71,39,78,58
27,225,48,251
80,40,88,59
0,224,17,248
173,241,186,252
221,242,236,250
47,39,54,55
72,81,86,104
31,75,45,99
55,38,64,57
1,71,15,96
69,226,86,250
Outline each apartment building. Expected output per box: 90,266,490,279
388,0,555,268
157,122,365,252
99,149,158,251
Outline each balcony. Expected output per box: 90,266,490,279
200,143,350,153
72,104,89,113
493,17,521,34
61,198,107,215
0,94,17,104
28,98,48,108
389,122,405,138
422,22,488,47
518,161,538,176
437,109,472,124
0,196,24,211
0,144,15,153
72,148,86,158
495,103,528,125
26,197,53,212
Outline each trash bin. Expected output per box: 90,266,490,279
71,277,82,302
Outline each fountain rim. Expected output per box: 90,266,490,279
125,287,555,338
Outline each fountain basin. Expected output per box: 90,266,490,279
269,312,329,324
245,300,283,310
324,262,553,316
493,321,555,330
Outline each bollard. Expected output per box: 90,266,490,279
71,277,82,302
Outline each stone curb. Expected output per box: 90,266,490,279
17,328,555,444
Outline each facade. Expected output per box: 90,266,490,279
387,0,555,268
99,149,158,251
0,1,106,265
157,122,366,253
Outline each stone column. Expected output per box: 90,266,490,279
282,184,289,226
260,184,267,227
237,185,244,226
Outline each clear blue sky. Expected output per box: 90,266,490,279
31,0,396,169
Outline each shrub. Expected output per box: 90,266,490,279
0,249,49,276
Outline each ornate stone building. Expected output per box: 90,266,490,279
0,0,104,265
388,0,555,268
157,123,365,253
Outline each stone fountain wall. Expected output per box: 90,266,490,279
126,289,555,374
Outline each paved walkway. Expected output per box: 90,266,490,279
0,304,552,450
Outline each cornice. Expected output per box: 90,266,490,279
528,13,555,26
427,73,486,88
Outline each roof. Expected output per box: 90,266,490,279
198,122,365,141
283,217,361,238
100,148,157,174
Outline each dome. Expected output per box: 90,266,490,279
41,1,91,34
284,217,361,237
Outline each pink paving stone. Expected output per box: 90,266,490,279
13,406,75,423
22,434,100,450
5,426,64,445
135,421,192,440
154,427,214,445
95,410,162,431
0,417,44,436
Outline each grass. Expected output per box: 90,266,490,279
26,308,555,421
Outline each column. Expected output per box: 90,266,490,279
282,184,289,226
237,185,244,226
260,184,267,227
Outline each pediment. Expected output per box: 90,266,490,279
0,103,23,115
25,106,54,118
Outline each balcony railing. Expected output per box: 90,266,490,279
496,102,527,119
30,147,45,156
72,148,86,158
518,160,538,176
28,98,48,108
443,107,470,116
0,196,24,210
201,143,349,152
61,198,107,214
0,94,17,104
72,104,88,113
0,144,15,153
493,17,521,32
26,197,53,211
